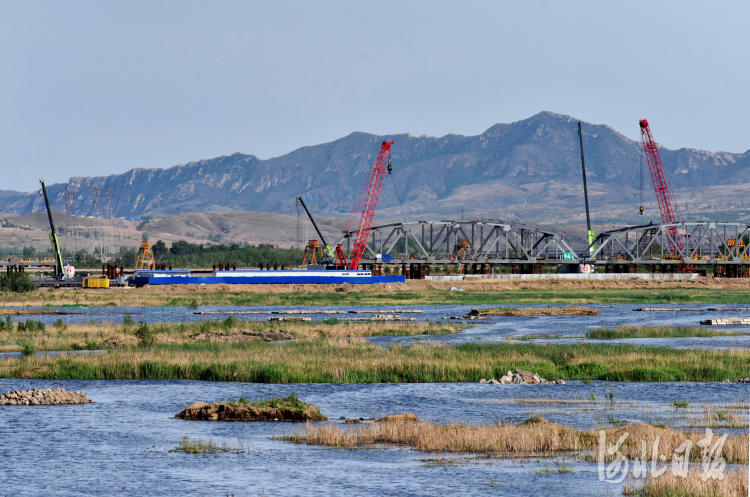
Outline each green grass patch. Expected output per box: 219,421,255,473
586,326,747,339
227,393,308,411
3,340,750,383
169,436,249,455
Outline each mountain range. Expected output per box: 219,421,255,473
2,111,748,226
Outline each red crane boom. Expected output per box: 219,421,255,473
343,141,393,270
639,119,684,253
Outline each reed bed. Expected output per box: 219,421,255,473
292,418,584,456
169,436,250,455
0,318,455,352
2,339,750,382
624,467,748,497
288,418,749,464
586,326,746,339
681,403,749,429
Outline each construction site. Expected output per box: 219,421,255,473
4,119,750,288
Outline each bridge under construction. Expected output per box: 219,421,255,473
337,220,750,278
8,119,749,285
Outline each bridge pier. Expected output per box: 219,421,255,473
714,265,750,278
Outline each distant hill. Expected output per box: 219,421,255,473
1,210,594,254
2,111,748,225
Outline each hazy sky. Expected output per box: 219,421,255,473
1,1,748,192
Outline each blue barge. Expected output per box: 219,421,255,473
129,269,405,286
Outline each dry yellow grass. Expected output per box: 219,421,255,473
0,320,455,351
289,417,749,464
624,467,749,497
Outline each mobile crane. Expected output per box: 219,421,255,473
296,196,337,266
39,179,71,279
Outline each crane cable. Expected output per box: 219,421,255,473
639,141,644,216
388,165,408,224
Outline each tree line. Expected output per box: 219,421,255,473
111,240,304,269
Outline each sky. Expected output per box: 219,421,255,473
1,1,748,192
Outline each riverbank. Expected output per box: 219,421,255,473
2,277,750,308
2,339,749,382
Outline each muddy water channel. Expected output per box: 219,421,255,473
1,379,746,496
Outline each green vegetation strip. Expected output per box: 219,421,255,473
166,288,750,307
3,340,749,383
586,326,748,339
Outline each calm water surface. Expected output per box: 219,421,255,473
0,380,747,496
2,304,749,495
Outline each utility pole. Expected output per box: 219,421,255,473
578,121,595,256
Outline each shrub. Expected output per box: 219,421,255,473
122,313,134,327
52,318,68,331
17,320,45,332
19,341,36,358
223,316,238,330
135,321,155,347
0,316,12,331
0,273,37,293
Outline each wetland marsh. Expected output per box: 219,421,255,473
2,285,749,496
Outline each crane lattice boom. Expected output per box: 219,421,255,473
343,141,393,270
639,119,684,253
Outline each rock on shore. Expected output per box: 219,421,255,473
479,369,566,385
724,378,750,383
175,397,327,422
376,413,420,423
0,388,94,405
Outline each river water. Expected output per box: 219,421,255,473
1,379,747,496
2,304,749,495
10,303,750,349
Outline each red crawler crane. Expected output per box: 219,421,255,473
639,119,684,254
342,141,394,270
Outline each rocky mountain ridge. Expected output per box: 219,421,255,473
2,111,748,225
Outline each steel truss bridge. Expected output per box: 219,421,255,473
337,220,750,274
338,220,576,265
583,221,750,267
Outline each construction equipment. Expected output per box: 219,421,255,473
343,141,394,270
296,196,335,264
39,180,67,278
577,122,596,255
301,240,325,266
639,119,684,253
135,241,156,269
452,239,475,260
